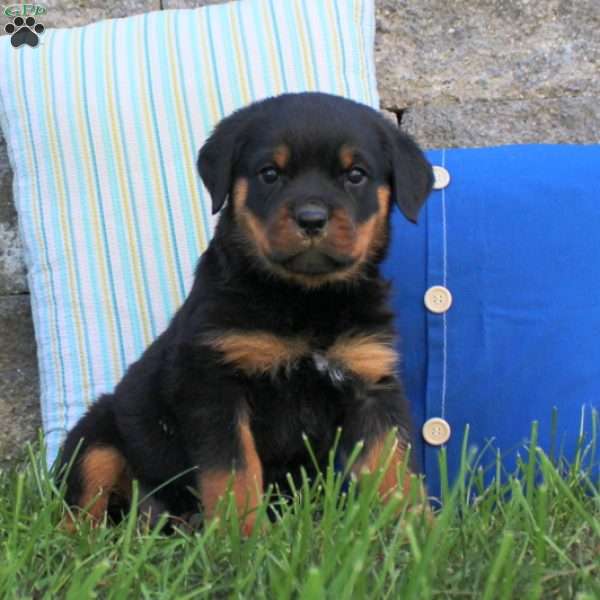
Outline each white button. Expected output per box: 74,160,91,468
424,285,453,314
432,166,450,190
422,417,451,446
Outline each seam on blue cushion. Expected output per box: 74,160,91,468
441,148,448,419
424,149,446,487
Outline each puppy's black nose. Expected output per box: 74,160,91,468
295,203,328,236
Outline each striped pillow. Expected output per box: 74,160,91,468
0,0,379,464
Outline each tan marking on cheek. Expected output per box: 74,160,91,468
376,185,390,255
372,185,391,253
351,215,378,260
243,212,271,255
199,417,263,537
339,144,355,169
377,185,391,209
328,208,357,255
233,178,271,256
232,177,249,208
77,446,129,522
273,144,290,169
207,331,309,376
352,185,391,261
266,204,305,254
327,333,398,383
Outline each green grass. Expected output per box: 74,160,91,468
1,421,599,599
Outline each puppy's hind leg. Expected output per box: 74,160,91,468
57,395,131,529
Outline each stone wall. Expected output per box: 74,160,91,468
1,0,599,467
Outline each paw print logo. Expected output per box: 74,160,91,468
4,16,45,48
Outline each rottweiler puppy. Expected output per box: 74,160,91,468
58,92,433,535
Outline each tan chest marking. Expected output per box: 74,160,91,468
208,331,309,376
208,330,397,384
327,333,398,383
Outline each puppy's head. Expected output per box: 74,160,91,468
198,93,433,287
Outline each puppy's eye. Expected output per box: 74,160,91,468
260,167,280,184
346,167,367,185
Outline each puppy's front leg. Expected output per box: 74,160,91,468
341,382,426,506
175,383,263,536
198,414,263,536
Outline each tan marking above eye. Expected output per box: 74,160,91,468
327,333,398,383
273,145,290,169
339,144,355,170
206,331,310,376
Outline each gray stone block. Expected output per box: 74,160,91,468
401,95,600,149
0,295,37,373
0,367,41,469
0,295,40,468
375,0,600,110
161,0,230,7
0,137,27,295
1,0,160,30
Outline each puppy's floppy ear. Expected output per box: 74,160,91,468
197,113,247,215
379,119,433,223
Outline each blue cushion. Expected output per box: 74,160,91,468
383,144,600,497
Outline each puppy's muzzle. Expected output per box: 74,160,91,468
294,202,329,237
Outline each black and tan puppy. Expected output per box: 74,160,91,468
58,92,433,535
